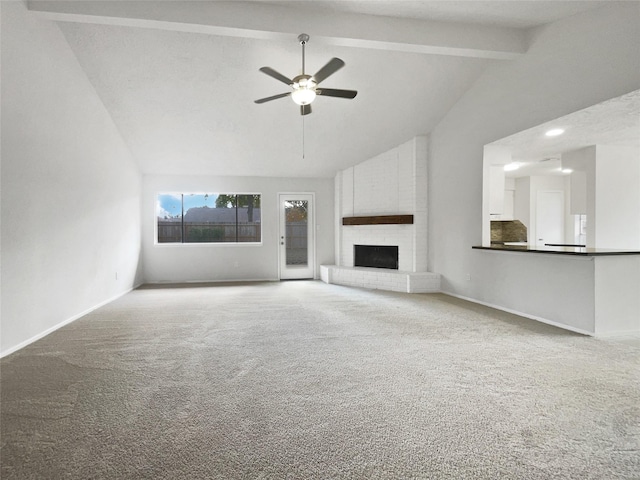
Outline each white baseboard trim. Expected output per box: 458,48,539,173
144,278,280,285
0,284,141,359
442,291,595,337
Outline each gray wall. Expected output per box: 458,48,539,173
1,1,143,355
428,4,640,324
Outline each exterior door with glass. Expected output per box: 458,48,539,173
279,194,314,280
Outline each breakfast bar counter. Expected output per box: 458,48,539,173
470,245,640,336
472,245,640,256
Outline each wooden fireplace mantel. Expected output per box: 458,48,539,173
342,215,414,226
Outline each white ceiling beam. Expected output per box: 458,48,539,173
27,1,526,60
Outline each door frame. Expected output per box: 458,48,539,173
278,192,316,280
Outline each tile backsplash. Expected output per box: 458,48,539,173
491,220,527,243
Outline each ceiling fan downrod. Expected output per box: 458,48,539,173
298,33,309,75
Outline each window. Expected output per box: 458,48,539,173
156,193,261,244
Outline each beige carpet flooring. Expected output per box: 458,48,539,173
1,280,639,479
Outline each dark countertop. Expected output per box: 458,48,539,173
473,245,640,256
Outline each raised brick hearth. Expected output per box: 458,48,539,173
321,265,441,293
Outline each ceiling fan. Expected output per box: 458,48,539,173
254,33,357,116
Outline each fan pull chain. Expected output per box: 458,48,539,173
302,114,305,159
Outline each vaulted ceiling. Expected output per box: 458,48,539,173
28,0,616,178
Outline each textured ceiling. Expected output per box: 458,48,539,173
59,23,487,177
490,89,640,177
264,0,616,28
43,0,628,178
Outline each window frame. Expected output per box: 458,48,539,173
154,192,263,246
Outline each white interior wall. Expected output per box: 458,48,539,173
569,171,588,215
563,175,574,244
142,175,334,283
579,146,600,248
562,147,590,216
594,146,640,249
428,3,640,330
466,252,596,333
594,256,640,335
562,145,640,248
1,1,142,355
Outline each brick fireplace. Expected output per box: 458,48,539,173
321,136,440,293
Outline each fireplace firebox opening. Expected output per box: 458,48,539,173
354,245,399,270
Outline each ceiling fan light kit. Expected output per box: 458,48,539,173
291,76,316,105
255,33,357,115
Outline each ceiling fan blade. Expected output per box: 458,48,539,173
259,67,293,86
312,58,345,84
254,92,291,104
300,104,312,116
316,88,358,99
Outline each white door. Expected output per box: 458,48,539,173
536,191,564,246
279,194,314,280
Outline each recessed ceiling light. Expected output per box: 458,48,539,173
561,168,573,174
504,163,520,171
545,128,565,137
